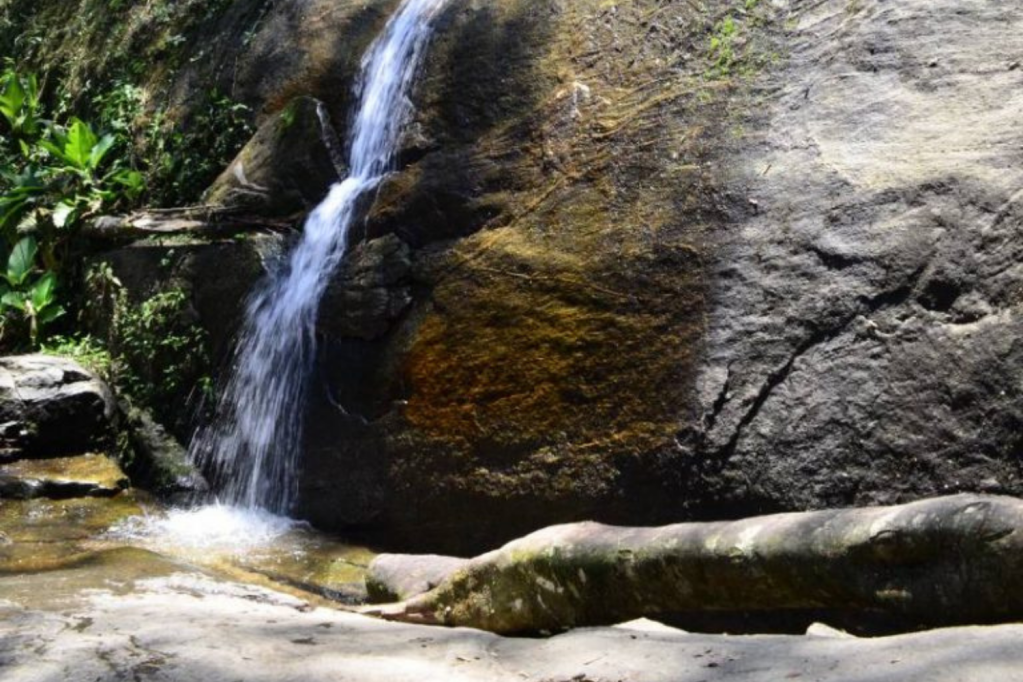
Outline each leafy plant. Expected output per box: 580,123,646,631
40,333,112,377
146,89,252,206
707,15,739,78
0,65,43,145
0,65,144,348
33,117,144,236
111,286,211,429
0,236,64,345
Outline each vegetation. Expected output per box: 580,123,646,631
0,0,257,210
0,64,143,348
40,333,112,377
146,89,253,207
0,60,217,435
0,236,64,345
65,259,208,433
112,287,211,410
705,0,773,80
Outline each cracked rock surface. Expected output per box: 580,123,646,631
695,0,1023,515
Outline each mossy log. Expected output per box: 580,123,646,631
364,494,1023,634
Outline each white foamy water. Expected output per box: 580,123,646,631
111,505,304,552
188,0,451,515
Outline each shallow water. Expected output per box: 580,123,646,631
107,503,376,602
0,495,375,611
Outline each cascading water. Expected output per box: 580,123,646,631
188,0,451,518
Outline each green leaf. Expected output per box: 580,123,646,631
37,304,65,326
110,169,145,197
30,271,57,311
0,195,31,235
1,290,26,311
6,236,37,286
64,119,98,169
23,73,39,109
88,134,116,170
0,75,25,126
38,137,71,166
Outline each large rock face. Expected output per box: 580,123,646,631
694,0,1023,518
17,0,1023,552
308,0,1023,552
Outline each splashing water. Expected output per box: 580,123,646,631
111,505,305,552
189,0,451,516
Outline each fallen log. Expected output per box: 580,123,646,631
82,209,294,242
363,494,1023,634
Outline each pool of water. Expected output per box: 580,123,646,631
0,493,376,611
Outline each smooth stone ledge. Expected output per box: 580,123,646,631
3,572,1023,682
0,455,128,500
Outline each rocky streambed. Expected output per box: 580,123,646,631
3,357,1023,680
0,356,374,606
6,545,1023,682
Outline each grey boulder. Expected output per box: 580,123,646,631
0,355,115,457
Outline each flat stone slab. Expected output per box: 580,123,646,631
0,455,128,500
4,570,1023,682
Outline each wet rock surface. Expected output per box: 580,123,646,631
300,0,1023,550
319,234,414,341
0,455,128,501
0,496,146,575
119,404,208,500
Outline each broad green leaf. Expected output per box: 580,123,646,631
30,271,56,310
0,195,30,234
23,74,39,108
37,304,65,326
7,236,37,286
111,168,145,192
88,134,116,170
64,119,98,169
0,191,29,213
1,290,26,311
4,169,45,195
0,76,25,125
38,138,72,166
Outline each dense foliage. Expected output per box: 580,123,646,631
0,64,143,347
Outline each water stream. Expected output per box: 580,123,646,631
184,0,450,531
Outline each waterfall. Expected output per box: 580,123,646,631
190,0,450,515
